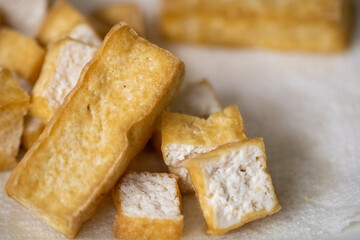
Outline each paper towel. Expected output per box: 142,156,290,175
0,0,360,239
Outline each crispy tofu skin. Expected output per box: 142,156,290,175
37,0,87,45
183,138,281,235
6,23,184,238
0,68,29,171
0,28,45,85
161,0,355,52
91,3,145,36
112,173,183,240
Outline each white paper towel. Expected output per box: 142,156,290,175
1,0,360,239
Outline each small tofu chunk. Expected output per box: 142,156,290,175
67,22,102,47
0,68,29,170
152,79,221,154
37,0,98,45
0,0,48,36
31,37,97,122
183,138,281,235
0,28,45,85
91,3,145,36
113,172,183,240
161,105,246,192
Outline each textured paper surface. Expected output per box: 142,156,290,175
1,0,360,239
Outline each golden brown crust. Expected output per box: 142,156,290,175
6,23,184,238
37,0,87,45
161,105,246,147
91,3,145,36
0,28,45,85
114,213,183,240
0,68,29,171
183,138,281,235
161,0,354,52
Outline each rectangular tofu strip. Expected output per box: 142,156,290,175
161,0,354,52
112,172,183,240
183,138,281,235
6,23,184,238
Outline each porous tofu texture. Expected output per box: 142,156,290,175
0,28,45,85
113,172,183,240
31,38,97,122
183,138,281,235
0,68,29,170
117,172,182,219
6,23,184,238
161,105,246,192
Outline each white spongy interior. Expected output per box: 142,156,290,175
119,172,181,219
45,40,96,110
203,145,277,229
68,23,102,47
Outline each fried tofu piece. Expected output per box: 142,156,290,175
113,172,183,240
31,38,97,122
183,138,281,235
0,0,48,36
152,79,221,153
0,28,45,85
161,0,354,52
22,115,45,150
37,0,101,45
91,3,145,36
161,106,246,193
0,68,29,171
5,23,184,238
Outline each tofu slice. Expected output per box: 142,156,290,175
0,0,48,36
6,23,184,238
112,172,183,240
31,37,97,122
0,68,29,171
37,0,100,45
161,105,246,193
152,79,221,154
183,138,281,235
0,28,45,85
22,115,45,150
91,2,145,36
161,0,354,52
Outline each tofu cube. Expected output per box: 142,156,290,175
183,138,281,235
0,28,45,85
161,105,246,192
0,68,29,170
113,172,183,240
